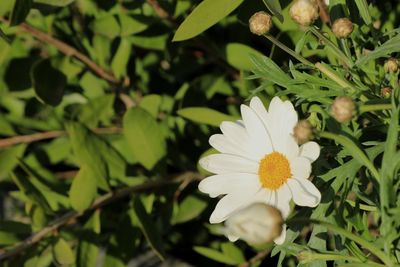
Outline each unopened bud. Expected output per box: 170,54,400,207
289,0,319,27
332,18,353,38
381,87,392,98
249,11,272,35
224,203,284,245
331,96,356,123
384,58,399,73
294,120,314,144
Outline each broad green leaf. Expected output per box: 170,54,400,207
172,195,207,224
111,38,131,79
10,0,32,26
173,0,244,41
92,15,120,39
69,166,97,212
0,144,26,180
77,94,115,128
123,107,166,170
177,107,236,127
355,34,400,66
119,14,149,36
220,243,245,264
225,43,264,71
34,0,74,6
132,198,165,260
52,238,75,265
78,210,101,267
139,94,162,118
31,59,66,106
354,0,371,25
194,246,238,265
262,0,283,22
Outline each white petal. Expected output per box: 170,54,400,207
276,185,292,218
300,141,320,162
227,234,239,242
240,105,273,158
220,121,247,145
198,173,260,198
209,134,245,157
275,135,299,160
210,192,257,224
250,96,268,122
274,225,287,245
199,154,258,174
287,178,321,207
290,157,311,178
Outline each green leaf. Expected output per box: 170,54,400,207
355,34,400,66
172,195,207,224
262,0,283,22
69,166,97,212
119,14,149,36
177,107,236,127
10,0,32,26
225,43,264,71
33,0,74,6
132,198,165,260
52,238,75,265
0,144,26,181
78,210,101,267
194,246,238,265
31,59,66,106
220,243,245,264
139,94,162,118
354,0,371,25
92,15,120,39
123,107,166,170
77,94,115,128
111,38,131,79
173,0,244,42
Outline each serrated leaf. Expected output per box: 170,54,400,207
225,43,264,71
10,0,32,26
173,0,244,41
31,59,66,106
132,198,165,260
69,166,97,212
355,34,400,66
177,107,236,127
52,238,75,265
123,107,166,170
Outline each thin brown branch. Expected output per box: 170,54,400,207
317,0,331,25
239,250,270,267
0,127,122,149
0,171,203,261
146,0,170,20
0,17,119,84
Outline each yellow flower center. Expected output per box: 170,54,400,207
258,152,291,190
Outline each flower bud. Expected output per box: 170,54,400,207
289,0,319,27
381,87,392,98
331,96,356,123
224,203,283,245
293,120,314,144
249,11,272,35
332,18,353,38
297,251,314,264
384,58,399,73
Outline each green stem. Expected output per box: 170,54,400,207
290,219,394,267
263,34,314,67
315,62,356,93
345,200,377,212
310,253,363,262
318,131,381,180
359,104,392,113
309,27,354,68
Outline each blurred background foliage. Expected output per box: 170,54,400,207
0,0,399,266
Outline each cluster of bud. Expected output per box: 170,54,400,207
289,0,319,27
384,58,399,73
293,120,314,144
249,11,272,35
331,96,356,123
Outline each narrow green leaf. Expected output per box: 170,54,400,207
194,246,238,265
31,59,66,106
33,0,74,6
78,210,101,267
10,0,32,26
354,0,371,25
132,198,165,260
173,0,244,41
111,38,131,79
355,34,400,66
177,107,236,127
123,107,166,170
69,166,97,212
225,43,264,71
52,238,75,265
262,0,283,22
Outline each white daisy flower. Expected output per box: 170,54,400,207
198,96,321,243
224,203,284,246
